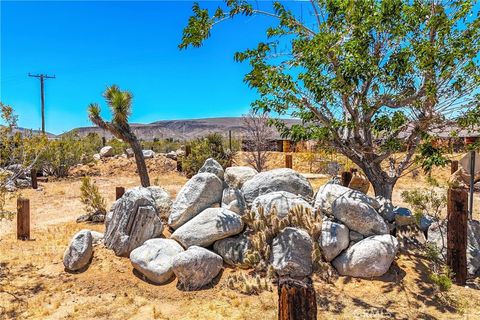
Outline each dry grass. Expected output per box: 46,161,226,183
1,154,480,319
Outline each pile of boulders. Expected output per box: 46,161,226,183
0,164,33,192
64,158,406,289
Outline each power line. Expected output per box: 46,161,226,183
28,73,56,133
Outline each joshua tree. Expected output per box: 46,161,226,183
88,85,150,187
242,111,274,172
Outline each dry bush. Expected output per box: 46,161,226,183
80,176,107,215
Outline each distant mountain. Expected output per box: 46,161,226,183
2,126,57,139
63,117,301,141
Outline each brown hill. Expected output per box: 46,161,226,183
64,117,301,141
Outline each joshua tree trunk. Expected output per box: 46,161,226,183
129,138,150,187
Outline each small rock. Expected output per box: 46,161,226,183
90,231,104,245
198,158,224,180
271,227,313,277
130,239,184,284
224,166,258,189
63,230,93,271
332,234,398,278
419,214,434,232
93,153,101,161
142,150,155,159
171,246,223,291
394,207,415,227
171,208,244,248
166,151,177,160
100,146,114,158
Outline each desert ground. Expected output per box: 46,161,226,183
1,152,480,319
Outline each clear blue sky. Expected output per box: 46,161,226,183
1,1,305,134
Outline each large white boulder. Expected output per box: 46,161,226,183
331,195,389,236
241,168,313,204
100,146,114,158
314,182,381,215
104,187,168,256
130,238,184,284
428,220,480,276
142,149,155,159
171,246,223,291
171,208,244,248
213,232,252,267
332,234,398,277
168,172,223,229
224,166,258,189
63,230,93,271
198,158,224,180
319,221,350,261
271,227,313,277
251,191,313,219
221,188,246,216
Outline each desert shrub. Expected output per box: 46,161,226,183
107,138,129,155
429,266,453,292
401,177,446,224
80,176,106,215
242,205,324,275
225,273,273,295
141,138,182,153
40,132,98,178
182,133,234,177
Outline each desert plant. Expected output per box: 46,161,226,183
242,205,323,274
225,273,273,295
182,133,234,177
80,176,106,215
242,111,274,172
88,85,150,187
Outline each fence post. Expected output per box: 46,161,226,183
17,198,30,240
447,187,468,285
185,145,191,157
451,160,459,174
116,187,125,200
285,154,293,169
31,169,38,189
278,277,317,320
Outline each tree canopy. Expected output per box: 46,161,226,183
180,0,480,198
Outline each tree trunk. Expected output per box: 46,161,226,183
361,163,396,200
278,277,317,320
130,138,150,187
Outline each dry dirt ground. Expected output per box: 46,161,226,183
1,153,480,319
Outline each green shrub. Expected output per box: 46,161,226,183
429,266,453,292
182,133,234,177
80,176,106,215
141,138,182,153
107,138,129,155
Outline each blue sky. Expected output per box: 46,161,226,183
1,1,306,134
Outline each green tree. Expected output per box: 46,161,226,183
180,0,480,199
88,85,150,187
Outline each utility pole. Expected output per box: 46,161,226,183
28,73,55,133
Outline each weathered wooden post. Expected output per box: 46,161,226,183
451,160,459,174
447,187,468,285
278,277,317,320
31,168,38,189
102,136,107,147
17,198,30,240
185,145,191,157
285,154,293,169
115,187,125,200
341,171,353,187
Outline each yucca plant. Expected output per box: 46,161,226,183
88,85,150,187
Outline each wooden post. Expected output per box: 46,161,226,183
30,169,38,189
341,171,353,187
185,145,191,157
17,198,30,240
451,160,459,174
285,154,293,169
278,277,317,320
176,158,183,172
115,187,125,200
102,136,106,147
447,187,468,285
228,130,232,151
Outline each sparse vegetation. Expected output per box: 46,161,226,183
242,111,274,172
182,133,234,177
80,176,107,216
